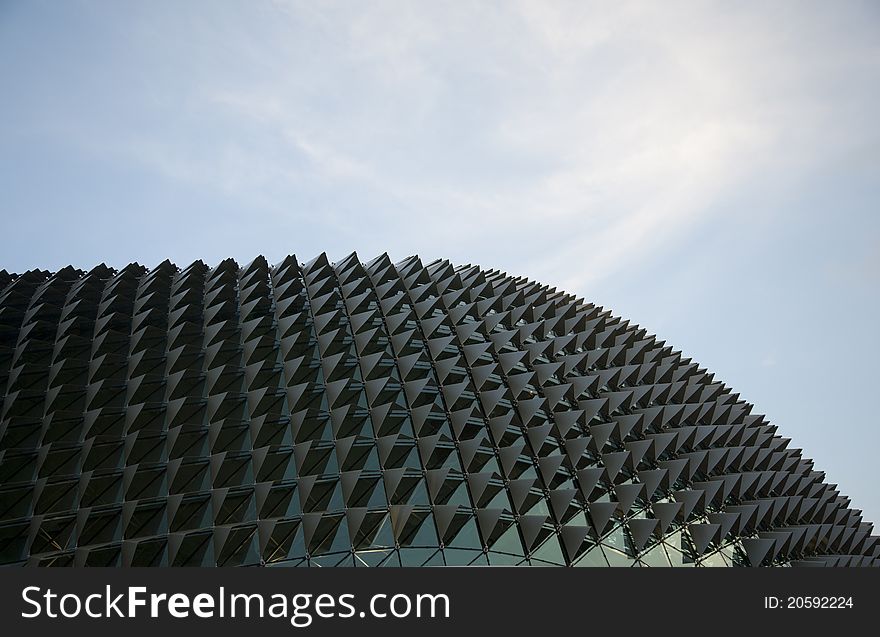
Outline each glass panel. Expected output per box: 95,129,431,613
602,545,633,567
639,543,672,567
572,545,608,567
530,536,565,565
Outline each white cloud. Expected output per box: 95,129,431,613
46,1,880,287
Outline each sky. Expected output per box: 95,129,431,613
1,1,878,525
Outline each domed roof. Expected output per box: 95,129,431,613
0,253,876,566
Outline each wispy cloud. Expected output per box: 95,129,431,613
9,1,878,285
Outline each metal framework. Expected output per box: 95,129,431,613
0,253,876,566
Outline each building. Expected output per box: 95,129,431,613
0,253,876,566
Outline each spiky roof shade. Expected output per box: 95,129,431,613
0,253,876,567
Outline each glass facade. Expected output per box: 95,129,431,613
0,254,876,566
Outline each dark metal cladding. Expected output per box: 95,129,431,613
0,254,876,567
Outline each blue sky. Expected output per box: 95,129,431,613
1,1,878,524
